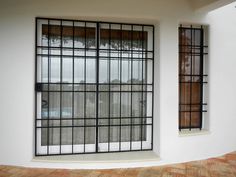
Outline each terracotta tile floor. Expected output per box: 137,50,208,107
1,151,236,177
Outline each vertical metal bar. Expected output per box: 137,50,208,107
189,26,193,130
60,19,63,154
108,23,111,152
130,25,133,150
199,26,204,130
119,24,122,151
141,25,144,150
179,26,182,130
84,22,87,153
72,21,75,153
47,19,50,155
35,18,38,155
95,22,100,152
151,25,154,149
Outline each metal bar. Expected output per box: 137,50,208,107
130,25,133,150
151,25,154,149
36,17,155,27
179,26,182,130
60,19,63,154
47,19,50,155
189,26,193,131
141,25,144,150
95,22,100,153
37,123,153,128
35,18,38,155
83,22,87,153
119,24,122,151
72,21,75,153
108,23,111,152
36,54,154,60
37,45,154,52
199,26,204,130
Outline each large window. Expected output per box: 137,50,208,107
35,18,154,155
179,24,208,130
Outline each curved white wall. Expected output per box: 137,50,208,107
0,0,236,169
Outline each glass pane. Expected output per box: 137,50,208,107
85,127,95,144
121,25,131,50
49,20,61,47
74,92,84,118
62,21,73,48
121,93,131,117
86,23,96,49
61,128,72,145
110,93,120,117
73,127,84,144
74,22,85,48
62,58,72,83
110,126,120,142
86,59,96,83
49,92,60,118
100,24,109,49
61,92,72,118
41,92,48,118
50,57,60,83
99,92,109,118
132,93,142,117
191,112,201,127
121,59,131,83
49,128,60,145
144,26,153,51
132,126,141,141
110,59,120,83
74,59,84,83
99,59,109,83
40,56,48,82
86,93,96,118
132,60,142,84
99,127,108,143
41,128,48,146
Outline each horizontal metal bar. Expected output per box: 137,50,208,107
36,17,155,27
179,44,208,48
180,81,208,84
37,54,153,60
37,82,153,85
37,117,152,120
35,148,152,156
179,110,207,112
36,123,152,128
179,103,207,105
37,46,154,53
39,90,153,93
179,74,208,77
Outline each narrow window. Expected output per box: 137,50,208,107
35,18,154,155
179,25,208,130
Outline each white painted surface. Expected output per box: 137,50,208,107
0,0,236,169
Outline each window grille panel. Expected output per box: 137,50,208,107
179,25,208,130
35,18,154,155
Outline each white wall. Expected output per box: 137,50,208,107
0,0,236,169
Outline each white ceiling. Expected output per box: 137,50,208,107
188,0,236,12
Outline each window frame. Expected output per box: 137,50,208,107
35,17,154,156
178,24,208,131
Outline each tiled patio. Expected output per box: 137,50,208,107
1,151,236,177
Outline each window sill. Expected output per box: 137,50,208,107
179,129,210,137
32,151,160,163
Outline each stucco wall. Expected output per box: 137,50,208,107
0,0,235,169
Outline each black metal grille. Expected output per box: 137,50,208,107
35,18,154,156
179,25,208,130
